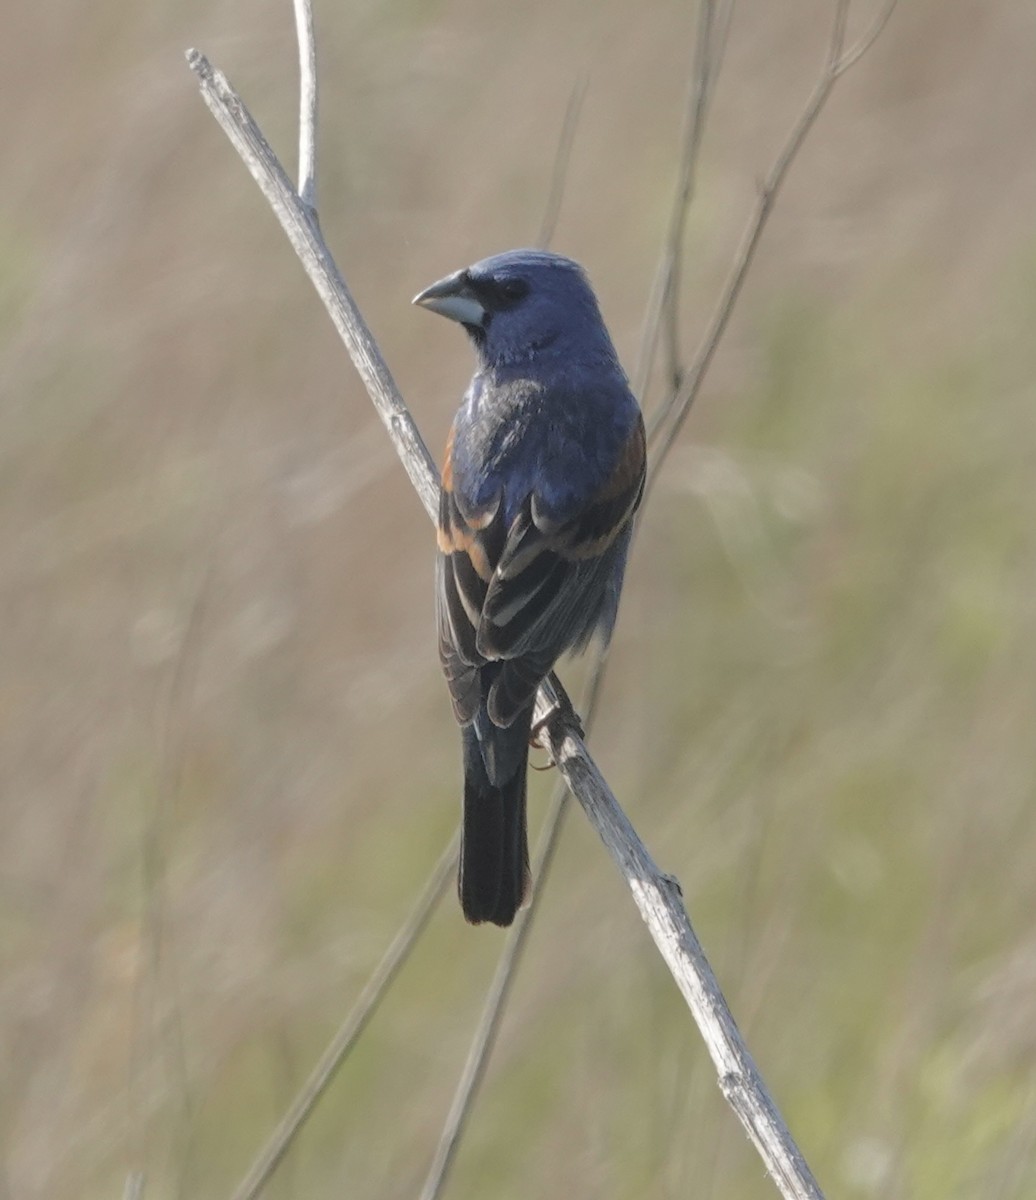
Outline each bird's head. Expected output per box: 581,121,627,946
413,249,613,369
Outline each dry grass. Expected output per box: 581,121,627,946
3,1,1036,1197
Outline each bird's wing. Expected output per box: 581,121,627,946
437,422,506,724
438,413,646,728
479,413,645,656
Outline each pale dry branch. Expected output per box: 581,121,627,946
419,87,599,1198
536,75,588,250
230,835,459,1200
417,789,571,1200
187,43,822,1200
122,1171,145,1200
128,558,215,1196
837,0,900,75
530,683,824,1200
292,0,317,213
645,0,899,479
186,3,896,1189
186,50,440,522
634,0,724,401
418,649,612,1200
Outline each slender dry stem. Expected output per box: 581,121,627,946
633,0,732,400
646,0,898,479
417,790,569,1200
418,83,599,1199
229,836,459,1200
536,75,589,250
186,3,897,1191
186,49,440,521
292,0,317,213
417,650,611,1200
188,41,823,1200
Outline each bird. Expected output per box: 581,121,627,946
413,249,646,926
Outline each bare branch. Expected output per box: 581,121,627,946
836,0,900,76
187,44,822,1200
831,0,852,67
186,3,896,1186
129,560,214,1196
292,0,318,213
417,791,570,1200
185,50,440,523
633,0,733,401
418,649,612,1200
229,835,459,1200
645,0,893,483
662,0,716,391
530,682,825,1200
536,75,588,251
416,79,604,1199
123,1172,145,1200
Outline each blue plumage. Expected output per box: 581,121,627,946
415,250,645,925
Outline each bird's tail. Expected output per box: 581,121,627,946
460,713,532,926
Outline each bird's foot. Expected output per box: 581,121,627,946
530,674,585,764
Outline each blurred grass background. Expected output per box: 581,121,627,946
3,1,1036,1197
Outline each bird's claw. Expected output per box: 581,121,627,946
530,675,585,759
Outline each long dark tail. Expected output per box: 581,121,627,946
459,713,532,926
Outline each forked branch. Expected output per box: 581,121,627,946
646,0,899,475
187,3,896,1192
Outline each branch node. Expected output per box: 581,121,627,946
661,872,684,899
184,47,206,75
531,674,585,750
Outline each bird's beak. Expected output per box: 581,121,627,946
412,270,486,328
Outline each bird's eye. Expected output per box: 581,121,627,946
499,278,529,302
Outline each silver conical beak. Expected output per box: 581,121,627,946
412,270,486,327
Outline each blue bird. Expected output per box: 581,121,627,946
414,250,645,926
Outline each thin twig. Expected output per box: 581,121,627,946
187,3,895,1187
530,679,824,1200
418,651,611,1200
186,49,440,522
536,75,588,250
662,0,716,393
188,44,821,1200
231,58,592,1200
418,790,569,1200
836,0,900,75
633,0,728,401
129,561,214,1200
645,0,897,479
292,0,318,213
417,83,601,1199
229,835,459,1200
123,1172,145,1200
